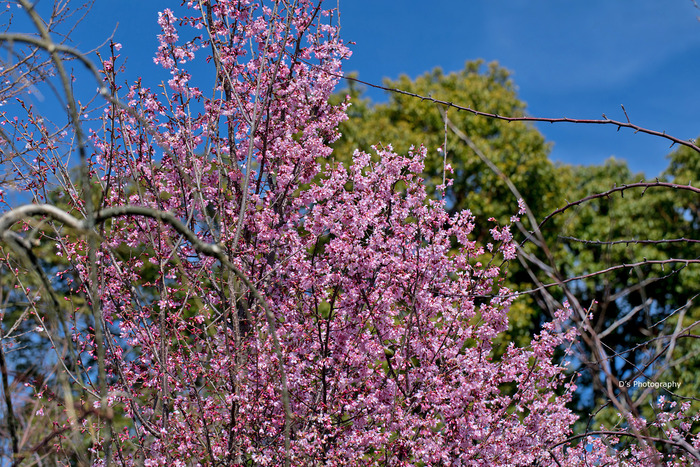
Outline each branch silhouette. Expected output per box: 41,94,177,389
339,74,700,154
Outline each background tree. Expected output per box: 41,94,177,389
541,156,697,440
332,61,561,233
332,66,700,440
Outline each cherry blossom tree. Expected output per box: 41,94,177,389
0,1,698,466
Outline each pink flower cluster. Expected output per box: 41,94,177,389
79,2,582,461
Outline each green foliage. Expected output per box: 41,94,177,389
332,61,562,238
332,62,565,354
556,157,698,423
332,64,700,428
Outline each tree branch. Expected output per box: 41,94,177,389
338,74,700,154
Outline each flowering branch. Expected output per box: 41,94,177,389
0,203,292,458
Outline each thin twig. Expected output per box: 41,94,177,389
337,74,700,154
538,181,700,233
559,236,700,246
518,258,699,295
0,327,19,461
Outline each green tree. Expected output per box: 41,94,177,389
332,61,566,350
333,61,562,237
554,158,698,429
332,64,700,433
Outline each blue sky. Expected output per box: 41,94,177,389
338,1,700,177
54,1,700,176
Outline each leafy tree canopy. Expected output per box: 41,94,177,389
332,64,700,430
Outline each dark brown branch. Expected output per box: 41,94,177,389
13,406,103,465
339,74,700,155
538,181,700,232
551,430,700,460
518,258,699,295
559,236,700,246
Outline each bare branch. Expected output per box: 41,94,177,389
538,181,700,233
552,430,700,460
338,74,700,154
518,258,699,295
559,236,700,246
